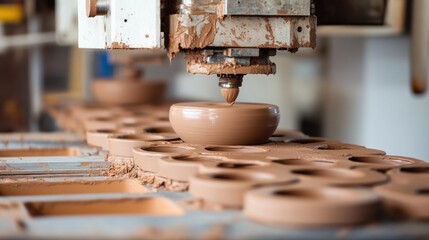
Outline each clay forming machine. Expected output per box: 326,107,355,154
79,0,317,103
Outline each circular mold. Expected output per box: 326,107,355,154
133,144,197,173
157,155,226,182
244,185,380,227
290,167,387,187
272,158,337,167
198,159,273,176
387,164,429,184
189,171,294,208
289,138,327,144
216,162,264,169
108,133,179,157
92,79,166,106
314,143,385,157
374,182,429,220
346,155,422,171
169,102,280,145
144,126,176,134
86,129,118,150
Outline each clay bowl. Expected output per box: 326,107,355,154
92,79,166,106
169,102,280,145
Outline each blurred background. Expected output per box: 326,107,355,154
1,0,429,159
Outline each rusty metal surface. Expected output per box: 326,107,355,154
224,0,311,16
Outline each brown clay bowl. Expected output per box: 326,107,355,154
92,79,166,106
169,102,280,145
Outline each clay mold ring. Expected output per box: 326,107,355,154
143,125,176,134
313,143,386,157
290,167,387,187
133,144,199,173
387,164,429,184
198,159,276,176
169,102,280,145
244,185,380,227
345,155,423,172
157,155,225,182
374,181,429,220
108,133,180,157
86,129,119,150
189,171,295,208
270,157,340,168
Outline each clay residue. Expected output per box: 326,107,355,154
184,50,276,75
140,171,189,192
109,42,130,49
169,14,217,59
104,155,137,177
105,155,189,192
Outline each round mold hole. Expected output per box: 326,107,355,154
121,122,140,128
348,156,412,165
210,172,272,181
205,146,267,153
273,159,335,167
144,126,176,134
216,162,260,169
416,188,429,195
399,166,429,174
171,155,218,162
273,187,356,200
92,117,112,122
289,138,326,144
116,134,167,141
273,189,326,199
143,146,194,154
96,129,116,134
291,168,363,179
316,144,351,150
